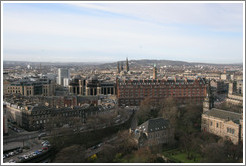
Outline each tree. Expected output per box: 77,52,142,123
181,103,203,133
53,144,86,163
136,98,153,125
129,147,153,163
97,144,117,162
158,97,179,127
201,143,226,163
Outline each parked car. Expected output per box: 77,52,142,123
42,147,48,151
8,152,14,156
35,150,41,155
43,143,51,147
41,140,49,145
17,156,25,161
38,133,47,137
17,148,23,153
8,159,16,163
23,155,29,160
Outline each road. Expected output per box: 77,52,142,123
3,139,43,163
3,132,40,145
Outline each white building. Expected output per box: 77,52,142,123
58,68,70,86
63,78,70,87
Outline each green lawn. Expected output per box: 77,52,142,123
163,149,201,163
171,152,201,163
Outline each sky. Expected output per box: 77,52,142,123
2,2,244,63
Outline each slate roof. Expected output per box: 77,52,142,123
138,117,170,133
204,108,242,123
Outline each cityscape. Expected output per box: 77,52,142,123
1,2,244,164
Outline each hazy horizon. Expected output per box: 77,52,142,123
3,2,244,64
3,58,243,65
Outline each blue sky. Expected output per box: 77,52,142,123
2,2,244,63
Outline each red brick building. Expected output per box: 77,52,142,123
117,77,207,106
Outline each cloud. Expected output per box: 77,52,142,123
69,3,243,32
2,2,244,63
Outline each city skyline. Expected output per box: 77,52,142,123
2,2,244,63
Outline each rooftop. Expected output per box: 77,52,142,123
138,117,170,133
204,108,242,123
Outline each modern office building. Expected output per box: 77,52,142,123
58,68,70,86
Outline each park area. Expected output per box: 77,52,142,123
163,148,201,163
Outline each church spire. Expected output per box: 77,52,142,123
126,57,129,72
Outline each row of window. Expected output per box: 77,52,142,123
120,88,203,92
119,82,203,86
227,127,235,134
148,132,166,138
120,93,204,98
120,91,203,94
119,85,204,89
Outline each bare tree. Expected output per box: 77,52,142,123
53,144,86,163
158,97,179,127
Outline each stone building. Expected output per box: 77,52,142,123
201,109,243,144
201,81,243,144
69,75,116,96
68,75,86,95
227,80,243,105
3,104,8,135
134,117,174,148
210,79,228,94
6,76,55,96
5,103,100,131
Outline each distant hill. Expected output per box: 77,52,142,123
3,60,243,68
98,59,243,68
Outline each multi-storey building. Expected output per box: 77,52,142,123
221,73,230,80
6,76,55,96
69,75,116,96
117,77,207,106
210,79,228,94
3,104,8,135
68,75,86,95
58,68,70,86
5,103,100,131
227,80,243,105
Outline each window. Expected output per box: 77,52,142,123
210,122,213,126
216,123,219,128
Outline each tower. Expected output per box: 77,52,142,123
121,62,124,71
117,62,120,74
126,57,129,72
228,81,237,95
58,68,70,86
203,79,214,113
153,64,157,80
